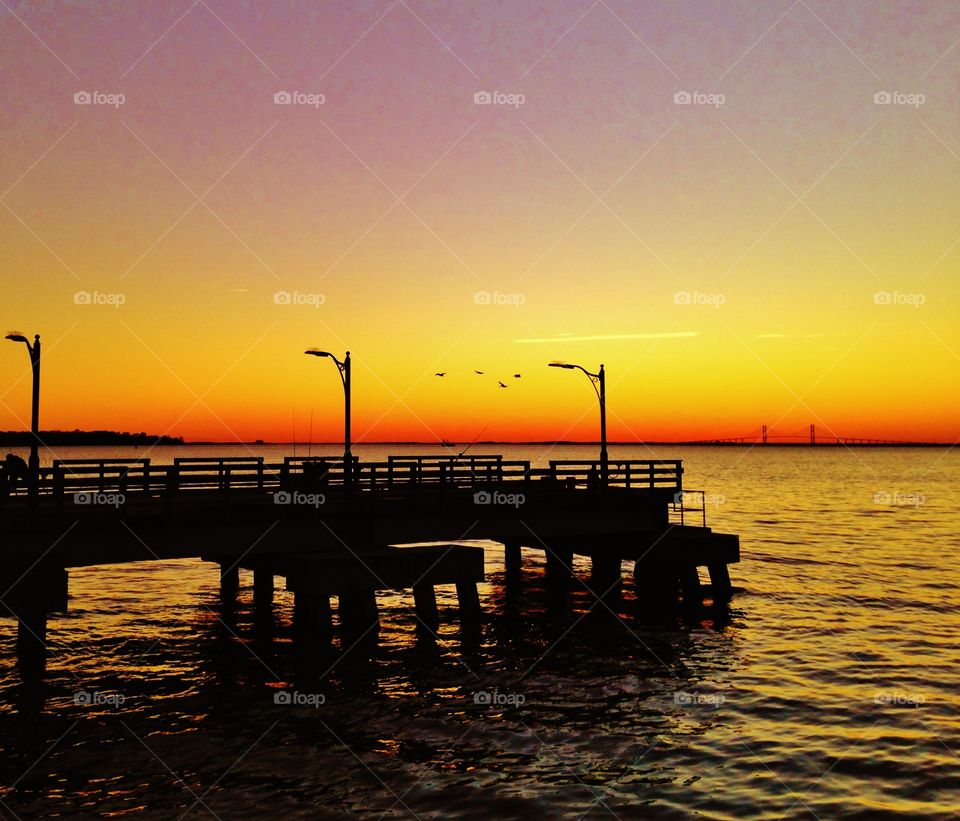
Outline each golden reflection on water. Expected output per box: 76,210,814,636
0,445,958,818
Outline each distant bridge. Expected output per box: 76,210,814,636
683,424,931,446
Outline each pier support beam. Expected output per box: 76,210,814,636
456,581,482,633
545,548,573,588
633,560,678,610
708,563,732,602
339,590,380,648
253,569,274,608
590,555,622,605
504,542,522,576
16,611,48,680
412,583,440,633
679,565,703,607
219,563,239,604
3,568,68,683
293,591,333,645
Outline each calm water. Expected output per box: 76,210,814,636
1,444,958,819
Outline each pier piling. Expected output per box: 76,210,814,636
504,542,522,575
253,568,274,608
339,589,380,647
219,563,239,603
16,612,47,680
679,565,703,606
545,548,573,588
412,582,440,632
590,555,623,604
456,581,482,632
708,563,733,602
294,591,333,644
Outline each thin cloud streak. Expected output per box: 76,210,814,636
514,332,699,344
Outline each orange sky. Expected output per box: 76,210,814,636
1,2,958,444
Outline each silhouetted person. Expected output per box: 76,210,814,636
586,466,599,491
0,453,29,500
302,461,329,491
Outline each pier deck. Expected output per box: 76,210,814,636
0,455,739,679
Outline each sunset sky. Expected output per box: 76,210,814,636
1,1,958,444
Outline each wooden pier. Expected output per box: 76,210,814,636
0,455,739,680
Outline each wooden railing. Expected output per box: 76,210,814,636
4,455,685,505
547,460,683,489
669,489,707,527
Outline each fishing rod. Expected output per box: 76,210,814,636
454,425,488,464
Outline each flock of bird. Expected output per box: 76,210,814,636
435,371,522,388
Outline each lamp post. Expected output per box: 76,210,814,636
548,360,607,485
304,349,351,484
5,332,41,503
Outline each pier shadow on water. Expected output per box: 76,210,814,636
0,554,742,818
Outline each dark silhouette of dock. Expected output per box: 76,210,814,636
0,454,738,683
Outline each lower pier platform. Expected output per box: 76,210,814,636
205,543,487,647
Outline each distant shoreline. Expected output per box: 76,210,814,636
1,433,950,448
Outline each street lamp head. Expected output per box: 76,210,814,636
548,361,574,369
5,332,28,344
304,349,331,357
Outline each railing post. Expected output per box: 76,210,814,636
53,463,64,506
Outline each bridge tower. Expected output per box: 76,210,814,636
761,424,768,445
809,424,816,445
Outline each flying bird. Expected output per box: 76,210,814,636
498,381,507,388
475,370,484,375
513,373,522,378
435,372,446,377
